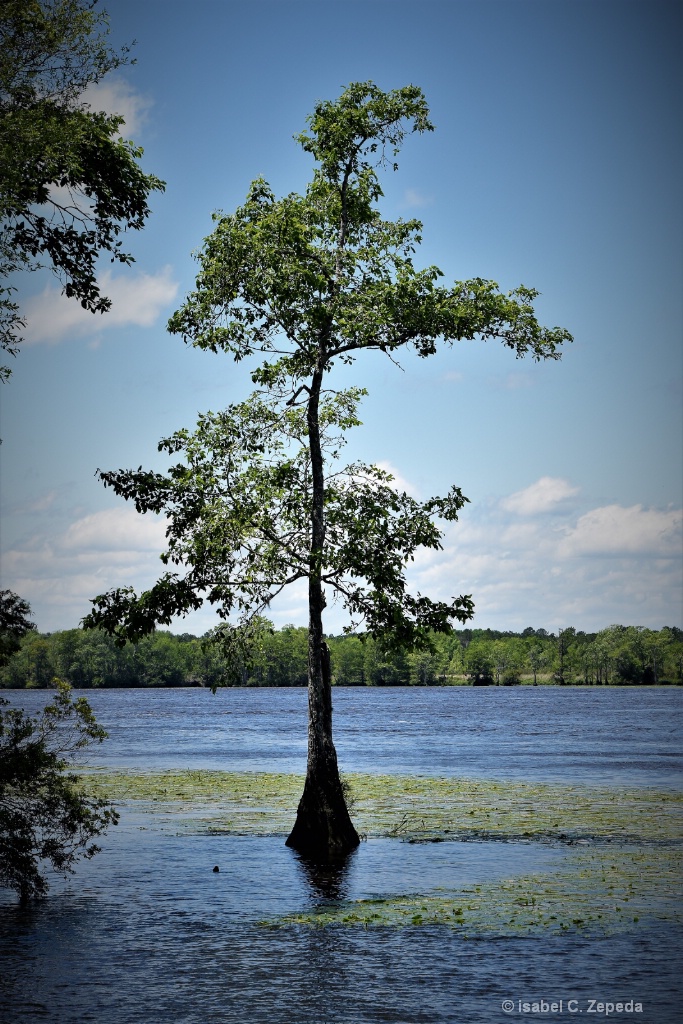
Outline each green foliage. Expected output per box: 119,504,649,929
0,0,164,378
86,387,474,653
491,638,526,685
0,679,118,900
465,639,496,684
0,589,36,666
85,81,571,661
3,623,679,689
168,83,569,369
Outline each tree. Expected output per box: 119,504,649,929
555,626,576,685
363,636,411,686
0,0,164,379
492,637,525,685
329,634,366,686
0,589,36,666
84,82,571,859
0,679,118,900
526,638,547,685
465,639,496,685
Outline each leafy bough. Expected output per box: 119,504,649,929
0,680,118,901
86,388,474,659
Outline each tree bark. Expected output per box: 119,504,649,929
286,363,360,860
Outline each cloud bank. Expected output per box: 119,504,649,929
413,480,682,631
2,479,681,634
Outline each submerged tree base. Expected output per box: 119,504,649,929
285,772,360,860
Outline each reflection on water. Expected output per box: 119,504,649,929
295,850,356,904
0,808,568,920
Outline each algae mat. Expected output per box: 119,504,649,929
81,769,683,937
82,769,682,842
272,845,683,936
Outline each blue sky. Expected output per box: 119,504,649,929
1,0,681,635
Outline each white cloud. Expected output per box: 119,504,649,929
61,508,168,552
403,481,682,631
26,491,57,513
267,576,309,628
401,188,432,209
1,507,170,631
348,461,420,498
44,80,152,209
23,266,178,344
1,505,307,636
81,78,152,137
43,80,153,237
502,476,580,516
501,372,533,391
374,460,420,497
559,504,682,558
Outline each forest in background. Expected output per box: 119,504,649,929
1,622,681,689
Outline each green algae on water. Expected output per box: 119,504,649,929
266,846,683,937
80,769,683,844
79,769,682,937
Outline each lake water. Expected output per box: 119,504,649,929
3,684,681,786
1,686,681,1022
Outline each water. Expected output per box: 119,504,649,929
1,821,679,1024
3,684,681,786
1,686,681,1022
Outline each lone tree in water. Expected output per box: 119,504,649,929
85,83,571,860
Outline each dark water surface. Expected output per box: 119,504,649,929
1,686,681,1022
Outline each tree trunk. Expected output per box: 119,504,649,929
285,636,360,859
286,364,360,860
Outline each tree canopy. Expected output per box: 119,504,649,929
86,81,570,653
85,81,572,858
89,388,475,652
0,0,164,379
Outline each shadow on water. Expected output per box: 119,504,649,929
294,848,358,904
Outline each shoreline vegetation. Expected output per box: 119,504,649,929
79,768,683,936
2,623,681,690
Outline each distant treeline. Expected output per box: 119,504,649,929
1,622,681,689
